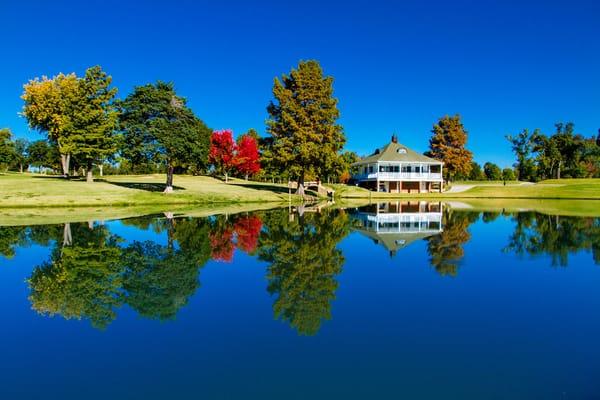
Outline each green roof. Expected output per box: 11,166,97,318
355,140,442,164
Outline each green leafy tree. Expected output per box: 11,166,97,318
551,122,587,178
425,114,473,181
118,81,211,192
483,162,502,180
266,60,345,195
259,209,350,335
0,128,16,170
468,161,485,180
502,167,516,181
22,66,118,180
506,128,538,181
11,138,29,173
334,150,360,183
27,140,60,172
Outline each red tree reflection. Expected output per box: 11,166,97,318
208,214,263,262
234,215,263,254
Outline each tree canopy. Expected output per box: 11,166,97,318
426,114,473,181
118,81,212,192
265,60,345,194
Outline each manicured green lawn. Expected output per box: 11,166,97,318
0,173,297,208
333,179,600,200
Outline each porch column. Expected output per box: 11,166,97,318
439,164,443,193
376,162,379,192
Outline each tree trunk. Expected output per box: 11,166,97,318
225,172,228,183
60,154,71,177
557,161,562,179
63,223,72,247
19,164,23,173
245,174,248,181
99,164,103,177
296,172,305,196
164,164,174,193
86,160,94,183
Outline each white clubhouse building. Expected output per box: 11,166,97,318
352,135,444,193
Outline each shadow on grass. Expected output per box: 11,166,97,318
231,183,291,194
232,182,321,198
101,180,185,192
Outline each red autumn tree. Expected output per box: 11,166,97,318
234,134,261,180
208,129,236,182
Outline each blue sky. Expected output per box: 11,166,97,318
1,0,599,167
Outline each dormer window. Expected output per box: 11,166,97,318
397,148,407,154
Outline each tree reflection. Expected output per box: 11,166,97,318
26,216,216,327
259,209,350,335
122,217,212,321
505,212,600,266
0,226,29,259
426,210,478,276
28,223,124,329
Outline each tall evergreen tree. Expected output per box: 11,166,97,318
118,82,211,192
425,114,473,181
266,60,345,195
69,66,118,182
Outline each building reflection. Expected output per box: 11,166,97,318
350,201,444,256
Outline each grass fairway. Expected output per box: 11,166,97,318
0,173,297,208
333,179,600,200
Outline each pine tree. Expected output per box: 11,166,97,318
266,60,345,195
70,66,118,182
426,114,473,181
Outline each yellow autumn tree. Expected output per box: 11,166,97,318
21,73,79,176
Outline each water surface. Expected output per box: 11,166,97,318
1,202,599,399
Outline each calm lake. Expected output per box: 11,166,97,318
1,202,599,399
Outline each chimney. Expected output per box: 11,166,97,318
391,134,398,143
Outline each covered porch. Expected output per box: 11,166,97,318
360,180,442,193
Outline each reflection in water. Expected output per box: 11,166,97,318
504,212,600,266
426,210,479,277
259,209,350,335
28,223,124,329
350,201,443,257
1,204,599,333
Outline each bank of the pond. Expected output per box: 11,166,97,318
333,179,600,200
0,173,300,209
